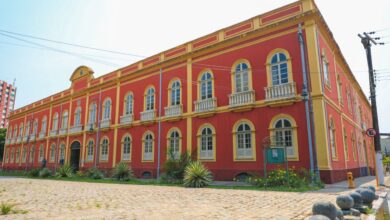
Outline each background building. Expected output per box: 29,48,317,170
0,80,16,128
2,0,375,183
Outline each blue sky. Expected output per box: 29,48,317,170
1,0,390,131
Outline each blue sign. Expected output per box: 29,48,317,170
266,148,285,164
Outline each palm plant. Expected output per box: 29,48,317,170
183,161,213,188
56,164,73,178
112,162,134,181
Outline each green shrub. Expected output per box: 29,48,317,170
76,170,85,178
183,161,212,188
0,202,13,215
248,167,323,188
27,168,40,177
86,167,104,179
163,150,192,183
56,164,73,178
39,168,52,178
112,162,134,181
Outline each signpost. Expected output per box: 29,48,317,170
262,136,289,187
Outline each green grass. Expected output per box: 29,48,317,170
208,184,322,192
0,170,321,192
0,203,13,215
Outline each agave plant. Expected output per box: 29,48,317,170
86,167,104,179
183,161,213,188
56,164,73,178
113,162,134,181
39,168,52,178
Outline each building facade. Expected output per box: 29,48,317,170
2,0,375,183
0,80,16,128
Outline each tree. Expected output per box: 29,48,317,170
0,128,6,161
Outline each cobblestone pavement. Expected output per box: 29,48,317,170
0,176,382,220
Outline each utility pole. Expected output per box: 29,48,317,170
358,32,385,185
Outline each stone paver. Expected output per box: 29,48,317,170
0,176,384,220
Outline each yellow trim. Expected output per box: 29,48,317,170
232,119,256,161
230,59,253,93
268,113,299,161
143,85,156,111
166,127,182,159
120,133,132,162
196,123,216,162
113,82,120,166
196,69,215,100
99,136,109,162
141,131,154,162
342,126,349,162
265,48,293,87
304,20,330,170
167,77,183,106
186,58,193,153
81,94,89,167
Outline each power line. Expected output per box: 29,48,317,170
0,29,146,58
0,32,121,67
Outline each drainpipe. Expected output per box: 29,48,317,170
157,68,163,179
298,23,318,182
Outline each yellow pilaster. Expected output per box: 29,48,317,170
65,98,73,163
305,20,331,170
186,58,193,152
82,94,89,167
20,114,27,166
112,80,121,166
45,104,53,160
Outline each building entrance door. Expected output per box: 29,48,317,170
70,141,81,172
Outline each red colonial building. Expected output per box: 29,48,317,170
2,0,375,183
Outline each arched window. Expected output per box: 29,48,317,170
87,140,94,162
336,75,343,104
33,119,38,134
103,99,111,120
234,122,255,160
122,135,131,161
62,111,68,129
234,62,250,93
53,113,59,130
50,144,56,162
30,145,35,163
322,54,330,86
200,72,213,100
13,125,17,138
198,126,215,160
351,132,357,161
22,147,27,162
145,87,155,111
89,103,97,124
59,143,65,161
274,118,294,157
39,144,44,162
271,53,288,85
170,80,181,106
19,123,23,137
11,148,15,163
143,132,154,161
15,147,20,163
347,89,352,112
8,126,12,139
343,127,348,161
168,129,181,160
329,118,337,159
100,138,109,161
25,121,30,136
124,93,134,115
41,116,47,133
74,107,82,126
